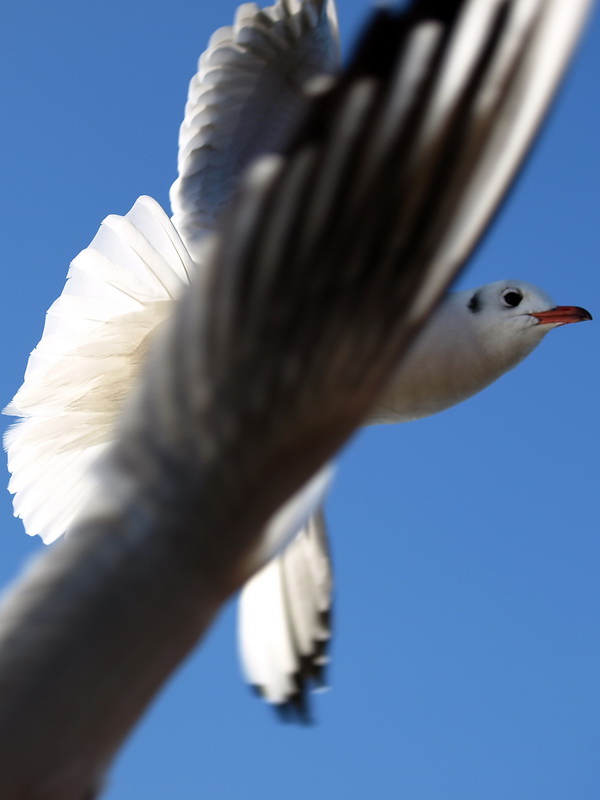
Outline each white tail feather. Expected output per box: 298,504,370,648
238,511,333,713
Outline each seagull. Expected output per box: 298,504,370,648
0,2,589,776
4,0,592,724
0,10,593,795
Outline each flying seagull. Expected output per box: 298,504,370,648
0,0,592,795
4,0,592,719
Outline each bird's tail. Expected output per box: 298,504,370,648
238,510,333,722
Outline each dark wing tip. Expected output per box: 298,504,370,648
344,1,462,81
250,632,332,725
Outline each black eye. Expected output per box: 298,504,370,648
468,292,481,312
502,290,522,308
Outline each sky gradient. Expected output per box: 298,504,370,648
0,2,599,798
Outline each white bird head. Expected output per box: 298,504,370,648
370,280,592,424
461,278,591,343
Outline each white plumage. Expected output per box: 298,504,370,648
5,197,194,543
170,0,340,261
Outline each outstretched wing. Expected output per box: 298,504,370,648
169,0,340,260
4,197,194,543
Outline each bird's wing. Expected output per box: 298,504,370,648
4,196,195,543
239,511,332,719
394,0,592,312
169,0,340,260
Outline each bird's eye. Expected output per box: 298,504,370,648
502,289,523,308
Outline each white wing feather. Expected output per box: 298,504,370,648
169,0,340,260
4,196,194,543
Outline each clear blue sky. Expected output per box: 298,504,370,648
0,3,599,798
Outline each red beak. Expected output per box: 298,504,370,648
530,305,592,326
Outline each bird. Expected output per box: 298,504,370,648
0,0,593,794
2,0,593,732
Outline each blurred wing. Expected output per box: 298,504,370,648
169,0,340,260
4,196,194,543
399,0,592,313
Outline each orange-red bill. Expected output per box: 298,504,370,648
531,305,592,325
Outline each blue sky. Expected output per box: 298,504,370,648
0,2,599,798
